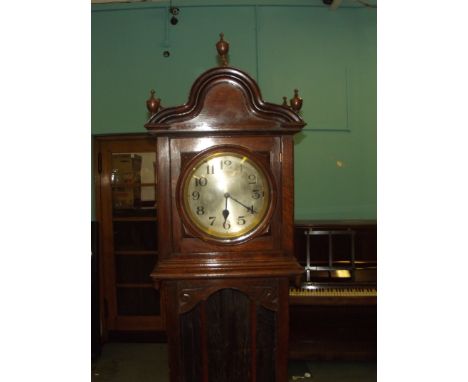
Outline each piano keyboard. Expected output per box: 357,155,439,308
289,286,377,306
289,287,377,297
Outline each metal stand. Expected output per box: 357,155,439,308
301,228,356,290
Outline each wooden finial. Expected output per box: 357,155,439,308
146,89,161,116
290,89,303,112
216,32,229,67
282,96,289,107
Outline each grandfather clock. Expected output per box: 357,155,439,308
145,34,305,382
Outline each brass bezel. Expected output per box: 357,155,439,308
176,145,276,245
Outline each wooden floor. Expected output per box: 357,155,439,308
91,343,377,382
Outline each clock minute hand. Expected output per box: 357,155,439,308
227,194,255,214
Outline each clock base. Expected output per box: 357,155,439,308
160,277,291,382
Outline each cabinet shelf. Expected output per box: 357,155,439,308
113,216,157,222
114,250,158,256
112,182,155,187
113,207,157,219
116,283,153,288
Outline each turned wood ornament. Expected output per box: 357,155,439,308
283,91,304,113
146,89,161,116
216,32,230,67
290,89,303,112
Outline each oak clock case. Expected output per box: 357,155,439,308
145,34,305,382
177,145,275,244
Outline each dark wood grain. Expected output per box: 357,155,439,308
180,303,202,382
289,304,377,361
145,67,304,132
91,221,101,358
256,305,277,382
206,289,252,382
145,37,305,381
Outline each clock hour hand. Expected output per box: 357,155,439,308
226,193,255,214
222,193,230,222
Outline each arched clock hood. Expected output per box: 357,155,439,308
145,36,305,135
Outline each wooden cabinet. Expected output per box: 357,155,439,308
93,134,164,339
144,34,305,381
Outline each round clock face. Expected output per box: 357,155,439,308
179,148,273,243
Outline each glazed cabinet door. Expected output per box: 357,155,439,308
94,135,163,338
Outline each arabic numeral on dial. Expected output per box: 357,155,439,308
237,216,246,225
220,159,232,170
223,221,231,230
248,174,257,184
192,191,200,200
252,189,264,199
206,165,214,175
195,177,208,187
196,206,205,215
208,216,216,226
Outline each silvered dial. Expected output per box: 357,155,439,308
182,151,271,241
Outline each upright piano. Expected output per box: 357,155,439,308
289,220,377,360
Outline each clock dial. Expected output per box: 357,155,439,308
180,149,272,242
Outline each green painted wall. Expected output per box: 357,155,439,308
92,0,376,220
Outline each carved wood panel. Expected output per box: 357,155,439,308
177,279,279,314
177,285,278,382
